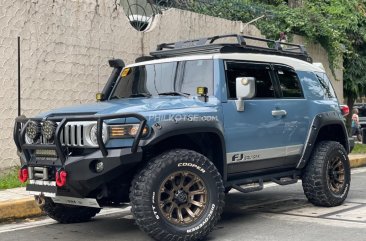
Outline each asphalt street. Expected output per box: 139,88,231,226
1,167,366,241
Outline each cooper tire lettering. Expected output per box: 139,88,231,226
177,162,206,173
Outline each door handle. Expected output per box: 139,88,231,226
272,109,287,117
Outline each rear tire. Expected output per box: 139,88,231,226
302,141,351,207
130,149,225,241
41,197,101,223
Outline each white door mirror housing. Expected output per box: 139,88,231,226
236,77,256,99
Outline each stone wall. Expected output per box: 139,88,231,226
0,0,342,170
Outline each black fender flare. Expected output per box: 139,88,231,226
296,111,349,169
141,120,227,181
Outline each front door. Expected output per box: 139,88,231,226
222,61,292,178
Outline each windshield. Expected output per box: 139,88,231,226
109,59,214,99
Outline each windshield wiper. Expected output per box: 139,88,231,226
158,92,190,98
129,93,152,98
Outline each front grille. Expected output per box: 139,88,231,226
60,123,85,147
24,121,97,148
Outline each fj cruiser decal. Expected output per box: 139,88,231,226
232,153,260,162
178,163,206,173
227,145,304,164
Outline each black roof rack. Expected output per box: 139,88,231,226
150,34,313,63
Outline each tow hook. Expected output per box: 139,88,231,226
56,169,67,187
35,194,45,208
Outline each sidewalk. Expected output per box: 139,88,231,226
1,154,366,222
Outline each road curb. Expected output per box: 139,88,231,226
0,197,42,221
349,155,366,168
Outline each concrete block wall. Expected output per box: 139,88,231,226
0,0,342,170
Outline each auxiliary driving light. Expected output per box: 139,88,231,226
95,161,104,173
26,120,41,140
42,120,57,141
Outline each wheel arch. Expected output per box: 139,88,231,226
297,112,349,169
141,121,227,181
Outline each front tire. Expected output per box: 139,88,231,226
40,197,101,223
302,141,351,207
130,149,225,241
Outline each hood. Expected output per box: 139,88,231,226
37,97,216,118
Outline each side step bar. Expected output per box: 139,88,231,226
232,179,263,193
226,171,300,194
271,174,298,185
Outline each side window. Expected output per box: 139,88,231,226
297,71,324,100
180,60,213,95
225,62,274,99
276,69,303,98
315,71,337,99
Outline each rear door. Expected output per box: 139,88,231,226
273,64,309,163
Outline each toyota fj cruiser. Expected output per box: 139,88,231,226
14,34,352,241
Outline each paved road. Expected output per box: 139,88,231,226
1,167,366,241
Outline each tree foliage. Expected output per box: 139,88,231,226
193,0,366,69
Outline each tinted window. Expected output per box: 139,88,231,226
315,71,337,99
297,71,324,100
180,60,213,95
277,69,303,98
225,62,274,99
110,60,213,99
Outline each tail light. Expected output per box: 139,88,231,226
56,170,67,187
340,105,349,116
18,168,29,183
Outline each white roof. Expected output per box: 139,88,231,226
127,53,325,73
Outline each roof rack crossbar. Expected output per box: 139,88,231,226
151,34,312,63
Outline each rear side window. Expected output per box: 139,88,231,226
315,71,337,99
276,69,303,98
225,61,274,99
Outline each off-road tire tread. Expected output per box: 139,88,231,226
41,197,101,223
130,149,225,241
302,141,350,207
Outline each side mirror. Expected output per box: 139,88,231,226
236,77,256,99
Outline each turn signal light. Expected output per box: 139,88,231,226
18,168,29,183
56,170,67,187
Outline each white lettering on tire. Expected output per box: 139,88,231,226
186,204,215,233
177,163,206,173
152,192,159,219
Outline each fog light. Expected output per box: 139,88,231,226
95,161,104,173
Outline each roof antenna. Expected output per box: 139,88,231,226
17,36,21,116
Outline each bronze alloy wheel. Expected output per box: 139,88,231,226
158,171,208,225
327,156,345,194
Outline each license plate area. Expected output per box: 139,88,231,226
27,180,57,197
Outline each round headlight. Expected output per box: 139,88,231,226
25,121,41,140
42,121,57,140
90,124,108,146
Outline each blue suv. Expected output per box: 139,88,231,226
14,34,352,241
